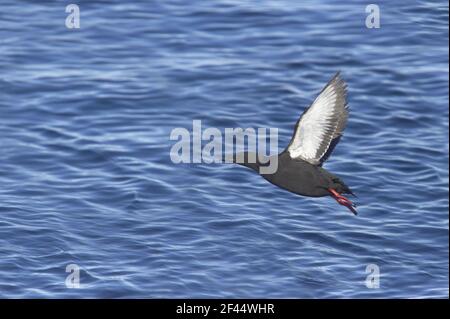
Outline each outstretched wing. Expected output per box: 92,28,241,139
286,72,349,165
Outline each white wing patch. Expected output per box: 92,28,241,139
287,73,348,165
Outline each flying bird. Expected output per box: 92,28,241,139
236,72,357,215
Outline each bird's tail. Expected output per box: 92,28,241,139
332,177,357,197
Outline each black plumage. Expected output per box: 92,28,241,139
233,72,357,215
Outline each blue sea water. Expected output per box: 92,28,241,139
0,0,448,298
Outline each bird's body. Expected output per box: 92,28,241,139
241,152,352,197
233,72,358,215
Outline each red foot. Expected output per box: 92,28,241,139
328,188,358,215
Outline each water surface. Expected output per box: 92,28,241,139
0,0,448,298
